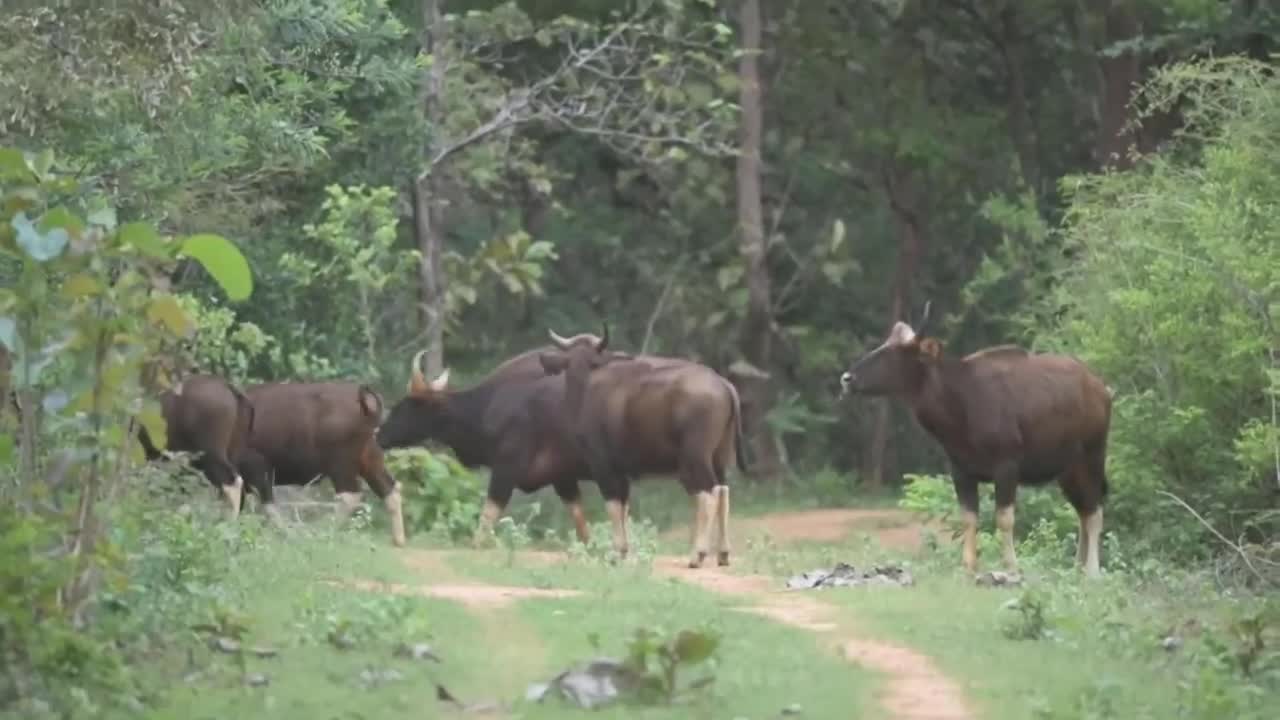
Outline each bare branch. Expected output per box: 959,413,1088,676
1157,490,1275,588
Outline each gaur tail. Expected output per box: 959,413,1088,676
725,380,750,474
358,384,383,418
136,420,163,461
230,386,255,435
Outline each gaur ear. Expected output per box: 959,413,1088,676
919,338,942,360
539,352,569,375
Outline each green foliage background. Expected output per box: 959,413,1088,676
1,0,1279,715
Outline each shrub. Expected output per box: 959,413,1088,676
383,447,485,541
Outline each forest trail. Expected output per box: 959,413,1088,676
357,507,972,719
650,555,972,720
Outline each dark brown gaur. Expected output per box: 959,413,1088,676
377,340,608,544
538,326,747,568
238,381,405,547
838,304,1111,577
136,374,256,518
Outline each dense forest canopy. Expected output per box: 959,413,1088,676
1,0,1278,714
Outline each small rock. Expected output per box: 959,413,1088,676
781,702,804,715
212,637,241,654
328,630,356,650
245,673,270,687
393,642,441,662
358,667,404,688
249,646,279,659
975,570,1023,587
1161,635,1183,652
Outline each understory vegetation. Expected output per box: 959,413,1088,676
2,0,1279,717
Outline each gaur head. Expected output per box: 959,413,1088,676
538,323,631,413
377,350,451,449
840,301,941,397
537,323,612,377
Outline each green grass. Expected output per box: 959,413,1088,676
127,524,873,720
64,484,1274,720
729,521,1278,720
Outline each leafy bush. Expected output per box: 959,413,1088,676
1042,57,1280,565
0,145,254,714
383,447,485,541
900,473,1081,567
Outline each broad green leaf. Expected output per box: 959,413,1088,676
12,212,68,262
30,149,54,178
670,629,718,664
179,234,253,301
120,222,169,258
0,148,32,180
42,207,84,236
138,402,168,451
147,295,195,337
62,273,102,299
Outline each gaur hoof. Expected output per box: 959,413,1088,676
717,552,730,567
688,551,707,569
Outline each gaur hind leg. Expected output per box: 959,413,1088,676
237,450,287,527
952,470,981,574
711,455,731,566
679,452,718,569
1059,453,1106,579
992,462,1021,572
196,453,244,521
358,443,406,548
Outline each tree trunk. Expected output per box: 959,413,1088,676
1094,0,1140,169
734,0,782,478
415,0,447,377
864,167,923,489
997,6,1041,195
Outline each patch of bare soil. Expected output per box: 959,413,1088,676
652,554,972,720
663,507,939,552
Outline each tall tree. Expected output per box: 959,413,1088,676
415,0,448,377
734,0,781,477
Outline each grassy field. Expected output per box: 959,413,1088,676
136,522,876,720
89,480,1276,720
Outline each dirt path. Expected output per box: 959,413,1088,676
651,555,972,720
337,508,971,720
661,507,940,552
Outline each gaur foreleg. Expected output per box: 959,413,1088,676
552,478,590,545
992,461,1021,572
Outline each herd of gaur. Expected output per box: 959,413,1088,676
127,302,1112,578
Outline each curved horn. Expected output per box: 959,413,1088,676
917,300,933,336
548,328,572,350
429,368,450,392
407,349,429,394
596,321,609,352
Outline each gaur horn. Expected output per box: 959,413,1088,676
548,328,572,350
408,349,429,393
596,321,609,352
916,300,933,336
429,368,450,392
